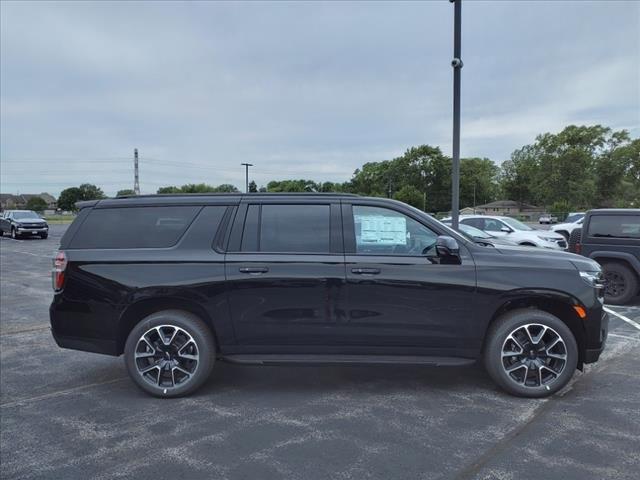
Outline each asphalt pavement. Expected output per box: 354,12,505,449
1,225,639,480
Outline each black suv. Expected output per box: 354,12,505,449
569,209,640,305
50,194,608,398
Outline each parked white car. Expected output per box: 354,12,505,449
444,215,568,249
550,216,584,241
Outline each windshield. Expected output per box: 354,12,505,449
459,224,492,239
12,211,40,219
566,213,584,223
501,217,533,231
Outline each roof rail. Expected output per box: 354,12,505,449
114,192,360,199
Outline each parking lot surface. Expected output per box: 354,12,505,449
1,225,639,480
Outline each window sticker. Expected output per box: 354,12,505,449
355,214,407,245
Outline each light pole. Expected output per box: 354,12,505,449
241,163,253,193
450,0,463,229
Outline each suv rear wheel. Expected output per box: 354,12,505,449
484,309,578,398
124,310,216,397
602,262,638,305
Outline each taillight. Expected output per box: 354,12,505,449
52,251,67,292
575,242,581,255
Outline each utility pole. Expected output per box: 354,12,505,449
241,163,253,193
450,0,463,229
133,148,140,195
473,181,476,214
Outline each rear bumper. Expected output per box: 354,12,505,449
51,329,119,356
50,302,119,356
584,311,609,364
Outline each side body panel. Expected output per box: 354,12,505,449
50,204,235,355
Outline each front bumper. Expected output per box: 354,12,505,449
17,227,48,234
584,310,609,363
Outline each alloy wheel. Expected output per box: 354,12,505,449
134,325,199,389
501,323,567,388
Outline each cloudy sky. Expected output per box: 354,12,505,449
1,0,638,196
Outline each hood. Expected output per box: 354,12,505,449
492,244,600,270
476,236,518,246
551,222,576,231
533,231,565,240
15,218,47,224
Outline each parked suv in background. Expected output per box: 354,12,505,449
569,209,640,305
445,215,567,249
0,210,49,239
50,194,608,398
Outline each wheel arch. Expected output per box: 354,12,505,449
482,291,587,368
117,297,220,355
590,253,640,279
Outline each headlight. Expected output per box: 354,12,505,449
539,236,560,242
579,271,605,289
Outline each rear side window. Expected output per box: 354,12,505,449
69,206,201,249
249,204,331,253
588,215,640,239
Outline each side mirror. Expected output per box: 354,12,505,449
436,235,460,257
500,226,512,233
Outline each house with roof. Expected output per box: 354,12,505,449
473,200,542,219
0,193,57,211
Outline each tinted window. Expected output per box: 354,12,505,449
259,204,330,253
462,218,485,229
588,215,640,239
483,218,506,232
70,206,201,249
241,205,260,251
352,206,437,256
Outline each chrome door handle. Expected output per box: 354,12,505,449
239,267,269,274
351,268,381,275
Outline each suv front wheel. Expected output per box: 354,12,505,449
484,309,578,398
124,310,216,397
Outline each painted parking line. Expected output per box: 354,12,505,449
604,306,640,331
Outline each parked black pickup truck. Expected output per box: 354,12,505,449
0,210,49,239
569,209,640,304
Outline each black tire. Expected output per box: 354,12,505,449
0,229,3,237
124,310,216,398
602,262,638,305
484,309,578,398
40,233,48,239
11,227,18,239
568,228,581,253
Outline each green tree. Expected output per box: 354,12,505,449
500,125,636,209
157,186,181,194
212,184,239,193
394,185,423,209
116,189,135,197
57,184,105,211
78,183,106,201
248,180,258,193
57,187,81,211
26,196,47,212
267,179,319,192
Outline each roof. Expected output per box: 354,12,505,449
77,192,362,209
476,200,540,209
0,193,56,203
588,208,640,215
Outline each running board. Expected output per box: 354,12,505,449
222,354,475,367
